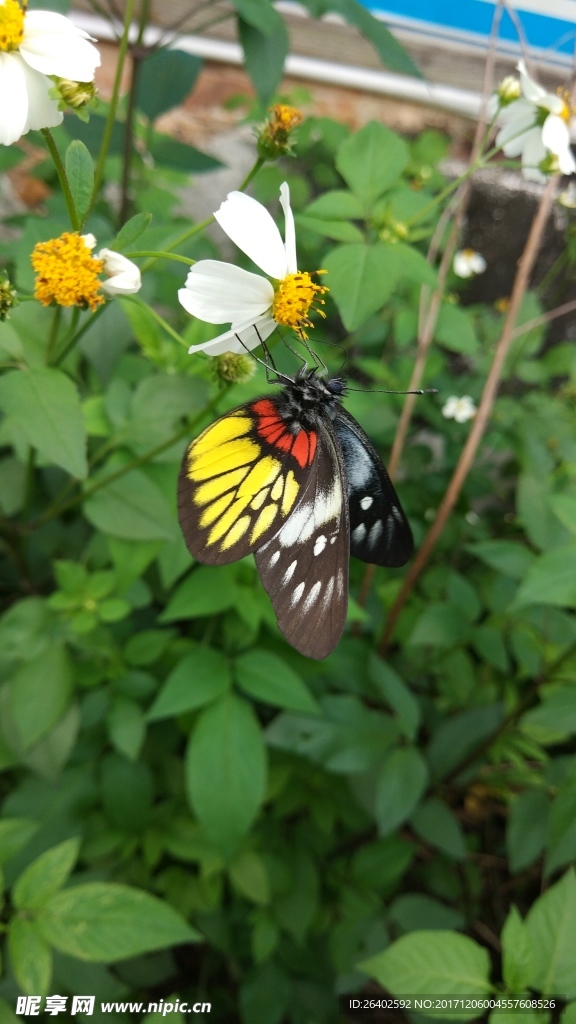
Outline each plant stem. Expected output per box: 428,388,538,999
122,296,190,346
378,177,557,655
41,130,79,231
46,305,63,364
90,0,137,211
127,251,195,266
52,305,106,367
119,50,142,226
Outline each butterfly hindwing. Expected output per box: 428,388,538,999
255,420,349,660
177,397,316,566
333,407,413,567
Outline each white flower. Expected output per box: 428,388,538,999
98,248,141,295
442,395,477,423
494,61,576,183
0,0,100,146
453,249,487,279
178,183,327,356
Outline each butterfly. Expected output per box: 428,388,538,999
177,367,413,660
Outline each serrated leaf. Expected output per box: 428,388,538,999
304,190,364,220
9,919,52,996
514,544,576,608
526,869,576,997
110,212,152,252
238,16,288,102
501,905,536,993
65,140,94,223
336,122,409,209
186,694,266,856
13,838,80,910
37,882,198,961
148,648,232,720
361,931,491,1013
0,368,87,478
295,214,364,243
235,650,319,714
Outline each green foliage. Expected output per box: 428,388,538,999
1,10,576,1016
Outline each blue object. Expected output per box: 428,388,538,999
363,0,576,63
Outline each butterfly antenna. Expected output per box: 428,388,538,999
234,329,293,386
345,386,438,395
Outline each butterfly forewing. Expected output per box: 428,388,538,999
255,421,349,660
178,397,317,565
333,407,413,567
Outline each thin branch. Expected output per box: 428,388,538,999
379,177,557,654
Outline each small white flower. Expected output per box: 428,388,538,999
98,248,141,296
0,0,100,146
494,61,576,183
82,233,97,250
453,249,487,279
442,395,477,423
178,183,327,356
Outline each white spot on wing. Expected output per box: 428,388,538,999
323,576,335,610
303,581,322,613
353,523,366,544
360,496,373,510
291,582,305,606
283,559,297,584
391,505,403,523
314,534,327,556
370,520,383,547
269,551,280,568
336,569,344,598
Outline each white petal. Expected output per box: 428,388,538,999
188,314,277,356
18,59,62,133
178,260,273,324
21,11,100,82
442,397,458,419
521,131,547,182
279,181,297,274
214,191,288,279
0,53,29,145
496,112,536,157
517,60,545,103
542,113,571,156
98,249,141,295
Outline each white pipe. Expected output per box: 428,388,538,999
70,9,484,119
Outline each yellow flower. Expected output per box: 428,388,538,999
257,104,303,160
32,232,105,311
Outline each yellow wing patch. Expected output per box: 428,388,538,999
182,409,302,556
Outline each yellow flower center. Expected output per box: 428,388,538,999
31,232,105,312
272,271,328,339
270,104,303,133
557,90,572,122
0,0,25,51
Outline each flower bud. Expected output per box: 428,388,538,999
257,104,303,160
53,77,98,110
496,75,521,106
215,352,256,384
0,275,17,321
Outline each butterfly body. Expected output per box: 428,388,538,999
178,368,413,659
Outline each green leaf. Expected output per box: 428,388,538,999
328,0,422,77
324,243,397,330
160,566,240,622
435,304,479,355
65,140,94,223
238,16,288,103
107,697,146,760
427,705,503,780
501,905,536,993
389,894,464,933
235,650,319,714
517,473,571,552
0,997,20,1024
409,602,470,648
148,134,222,173
336,122,409,209
0,368,87,478
9,919,52,996
186,693,266,856
9,644,73,751
101,754,153,833
232,0,282,34
295,213,364,243
369,655,420,740
229,849,270,906
109,212,152,252
13,838,80,910
514,544,576,608
361,931,491,1013
375,748,428,835
526,869,576,997
410,798,466,860
37,882,198,961
304,190,364,220
545,757,576,874
136,49,202,121
0,819,38,865
521,689,576,742
148,648,232,720
549,494,576,536
84,467,177,542
506,790,550,872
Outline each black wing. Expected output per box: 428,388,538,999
332,407,413,567
255,420,349,660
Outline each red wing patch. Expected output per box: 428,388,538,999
252,399,317,469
